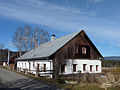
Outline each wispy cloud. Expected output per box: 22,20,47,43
89,0,102,3
0,0,89,31
8,42,15,47
5,42,16,50
1,0,120,56
0,0,119,45
0,0,105,31
0,0,118,40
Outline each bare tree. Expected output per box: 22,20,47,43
30,34,35,50
23,25,32,51
12,25,50,51
39,29,50,45
12,27,23,55
32,27,50,48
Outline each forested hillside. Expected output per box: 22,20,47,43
102,59,120,67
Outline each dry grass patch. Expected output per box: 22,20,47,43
64,84,104,90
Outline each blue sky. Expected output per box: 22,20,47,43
0,0,120,56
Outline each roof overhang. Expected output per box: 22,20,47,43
15,57,49,62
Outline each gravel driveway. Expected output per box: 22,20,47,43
0,67,62,90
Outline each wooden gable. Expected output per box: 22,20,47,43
52,30,103,60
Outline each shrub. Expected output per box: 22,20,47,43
57,78,66,84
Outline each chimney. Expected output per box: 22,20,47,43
51,34,56,42
35,39,38,48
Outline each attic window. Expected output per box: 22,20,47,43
75,47,79,53
82,47,86,54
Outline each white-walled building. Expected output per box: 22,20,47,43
15,30,103,78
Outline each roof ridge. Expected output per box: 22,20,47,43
37,30,81,47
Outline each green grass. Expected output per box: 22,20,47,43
102,67,120,75
108,87,120,90
64,85,104,90
64,85,120,90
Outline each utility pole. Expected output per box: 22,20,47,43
8,49,10,68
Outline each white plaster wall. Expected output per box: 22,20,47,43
17,61,29,71
60,59,101,75
17,60,53,78
17,59,101,78
3,62,7,66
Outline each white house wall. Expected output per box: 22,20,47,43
60,59,101,75
17,60,53,78
17,59,101,78
3,62,7,66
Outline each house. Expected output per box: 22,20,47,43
9,51,26,69
0,49,25,68
0,49,9,66
0,59,7,66
15,30,103,78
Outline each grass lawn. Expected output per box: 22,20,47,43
108,87,120,90
64,85,104,90
64,85,120,90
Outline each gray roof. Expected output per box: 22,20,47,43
16,31,81,61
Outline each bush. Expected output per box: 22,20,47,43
57,78,66,84
78,73,99,83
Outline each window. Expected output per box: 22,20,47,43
90,65,93,72
73,64,77,72
96,65,98,71
37,64,39,72
33,61,35,67
82,47,86,54
43,64,46,72
61,64,65,73
83,64,87,71
75,47,78,53
22,63,23,67
29,62,31,70
25,63,26,68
